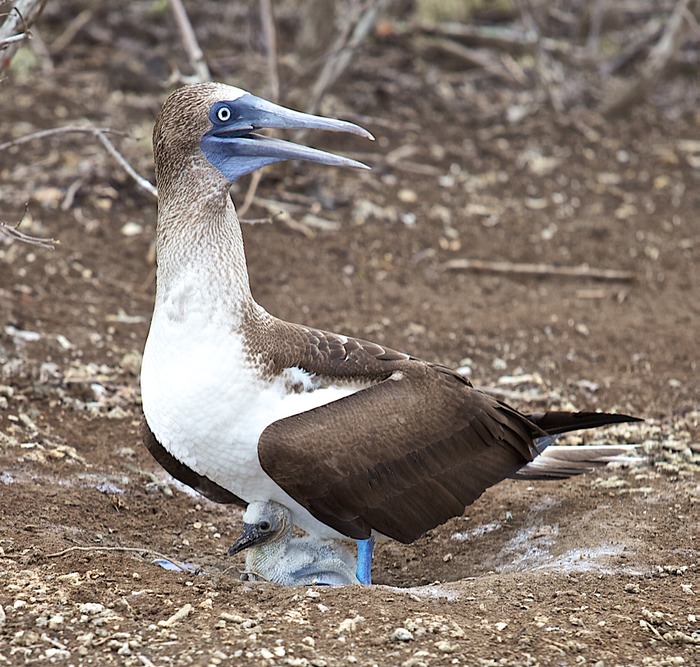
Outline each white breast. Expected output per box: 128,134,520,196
141,300,364,539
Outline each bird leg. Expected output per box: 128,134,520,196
355,536,375,585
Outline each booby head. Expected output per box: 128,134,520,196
227,500,291,556
153,82,372,190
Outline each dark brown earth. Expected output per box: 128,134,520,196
0,2,698,666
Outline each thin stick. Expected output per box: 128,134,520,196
603,0,694,116
0,32,29,48
306,0,391,116
443,258,635,282
0,0,47,72
0,125,124,152
235,0,280,216
236,170,263,218
0,125,158,198
259,0,279,103
94,131,158,198
400,20,575,58
586,0,605,54
417,36,527,85
603,19,664,76
169,0,210,82
0,222,57,248
46,544,194,572
517,0,565,112
49,8,93,54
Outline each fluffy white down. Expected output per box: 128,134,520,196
141,304,363,539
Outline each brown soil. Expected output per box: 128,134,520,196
0,3,698,666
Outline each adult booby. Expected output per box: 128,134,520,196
228,500,359,586
140,82,641,585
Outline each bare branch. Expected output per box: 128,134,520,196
49,8,93,54
602,19,664,76
443,259,635,282
0,125,124,151
0,0,47,73
0,221,57,248
603,0,695,116
236,170,263,219
0,31,28,48
586,0,606,54
169,0,210,82
0,125,157,198
417,36,527,85
93,131,157,198
259,0,279,102
0,206,57,249
398,20,578,60
517,0,565,112
306,0,392,116
236,0,280,218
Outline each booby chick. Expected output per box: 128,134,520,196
140,82,642,586
228,501,359,586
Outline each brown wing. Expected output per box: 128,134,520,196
243,313,415,383
257,361,543,544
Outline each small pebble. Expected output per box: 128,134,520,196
391,628,413,642
79,603,104,615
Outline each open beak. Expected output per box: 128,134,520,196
227,522,272,556
201,92,374,182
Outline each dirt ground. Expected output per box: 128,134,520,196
0,2,698,666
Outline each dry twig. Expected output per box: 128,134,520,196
603,0,695,116
443,258,635,282
1,204,56,249
0,125,158,198
93,131,158,198
586,0,606,54
418,35,527,85
236,0,280,219
169,0,210,82
0,220,56,249
517,0,565,112
602,18,664,76
0,0,47,72
252,198,318,238
0,0,46,72
259,0,279,102
49,8,92,54
0,125,123,151
306,0,391,116
401,20,578,60
236,170,263,219
0,31,26,47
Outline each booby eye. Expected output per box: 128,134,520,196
215,105,232,123
258,520,271,532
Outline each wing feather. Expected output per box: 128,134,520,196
258,362,542,543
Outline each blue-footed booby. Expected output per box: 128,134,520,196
140,82,641,585
228,500,359,586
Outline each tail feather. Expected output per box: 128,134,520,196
512,444,642,480
527,411,643,436
511,411,643,480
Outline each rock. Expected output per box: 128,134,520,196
391,628,413,642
